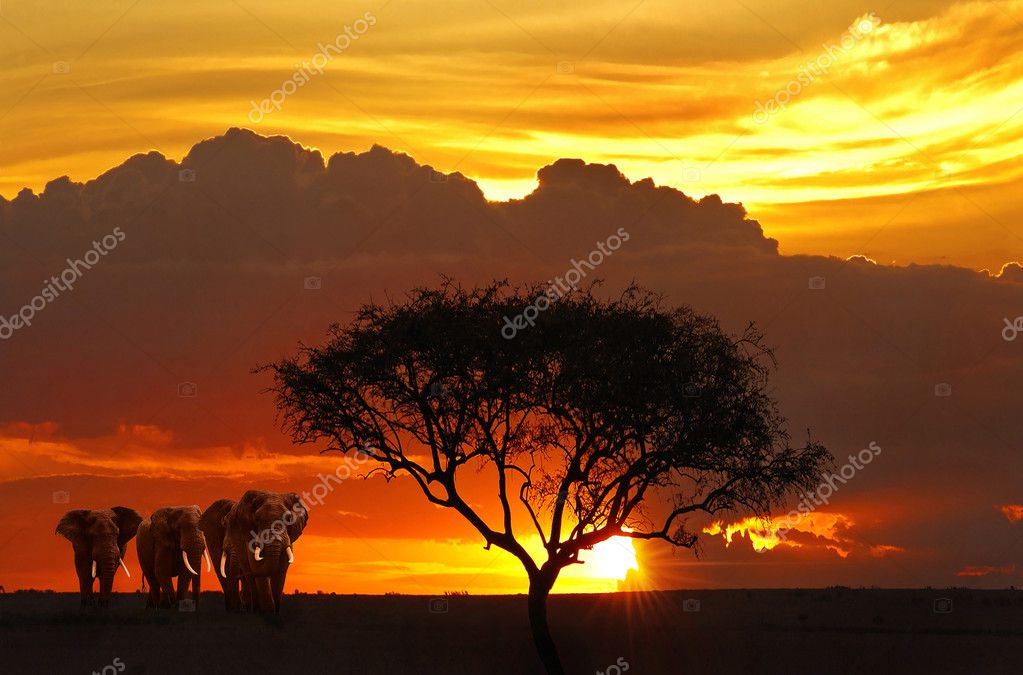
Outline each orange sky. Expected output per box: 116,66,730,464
2,1,1023,595
1,0,1022,269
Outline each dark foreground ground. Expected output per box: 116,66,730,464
1,588,1021,674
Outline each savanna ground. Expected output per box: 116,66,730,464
0,589,1020,674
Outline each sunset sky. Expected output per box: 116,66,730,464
2,0,1023,268
2,1,1023,595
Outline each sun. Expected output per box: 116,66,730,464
581,535,639,580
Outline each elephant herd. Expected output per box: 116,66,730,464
55,490,309,613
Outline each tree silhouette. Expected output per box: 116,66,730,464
264,281,830,674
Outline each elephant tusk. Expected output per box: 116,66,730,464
181,550,199,576
286,546,295,564
91,561,97,579
220,552,227,578
119,558,131,578
203,548,213,573
253,545,263,562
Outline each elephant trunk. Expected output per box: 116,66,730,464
181,531,205,577
94,547,119,605
260,540,283,570
251,532,289,574
229,545,242,576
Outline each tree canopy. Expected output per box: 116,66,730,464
264,280,830,674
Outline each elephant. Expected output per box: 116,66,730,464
55,507,143,607
136,505,212,609
223,490,309,613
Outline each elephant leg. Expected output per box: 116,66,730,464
243,576,271,612
252,576,274,613
223,575,237,611
176,574,189,605
154,549,176,609
224,551,244,612
240,576,254,612
140,560,159,608
138,546,158,608
75,556,94,607
146,582,160,609
226,574,243,612
221,574,232,611
271,566,288,614
143,568,160,608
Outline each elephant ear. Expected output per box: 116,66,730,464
199,499,234,540
56,510,92,543
283,492,309,541
111,506,143,549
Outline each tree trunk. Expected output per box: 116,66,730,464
527,573,564,675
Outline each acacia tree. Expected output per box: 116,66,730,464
264,281,829,674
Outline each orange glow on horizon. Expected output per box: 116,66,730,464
703,517,798,554
998,505,1023,523
957,565,1018,578
0,423,646,595
703,512,857,558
